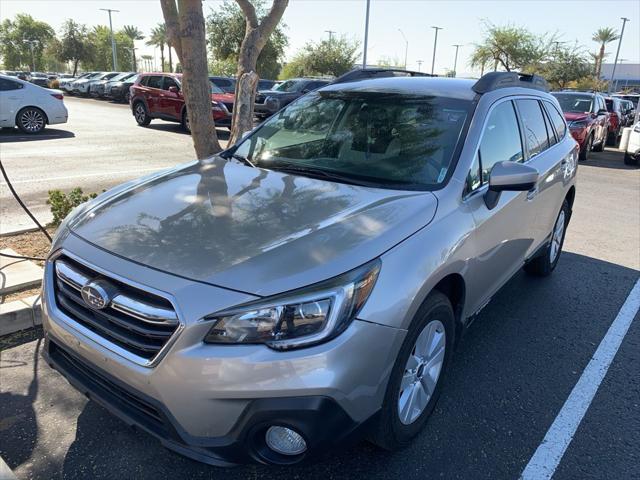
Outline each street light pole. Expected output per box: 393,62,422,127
362,0,371,68
416,60,423,71
25,40,37,71
609,16,629,93
100,8,120,71
325,30,335,42
430,26,442,75
398,29,408,69
452,44,462,77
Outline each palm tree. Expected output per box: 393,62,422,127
592,27,619,79
122,25,144,71
140,54,153,72
147,24,167,72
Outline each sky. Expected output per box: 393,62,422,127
2,0,639,77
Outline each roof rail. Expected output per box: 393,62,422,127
472,71,548,94
330,67,436,85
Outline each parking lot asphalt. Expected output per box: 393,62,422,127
0,96,229,232
0,99,639,480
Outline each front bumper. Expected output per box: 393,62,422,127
41,236,404,465
569,127,588,150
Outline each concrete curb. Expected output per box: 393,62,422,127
0,226,42,238
0,294,42,337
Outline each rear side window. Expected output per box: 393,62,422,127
146,76,163,89
544,101,567,140
163,76,179,90
541,103,557,147
515,99,549,157
0,78,23,91
478,101,524,182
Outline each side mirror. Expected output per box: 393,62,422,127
597,108,608,115
168,86,180,94
484,161,539,210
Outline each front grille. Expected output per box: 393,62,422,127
53,255,179,361
48,340,169,435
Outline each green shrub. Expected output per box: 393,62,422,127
49,78,60,89
47,188,98,226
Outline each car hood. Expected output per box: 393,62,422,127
564,112,591,122
258,89,298,98
70,159,437,296
212,92,235,103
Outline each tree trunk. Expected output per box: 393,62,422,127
161,0,222,159
230,0,289,145
73,59,79,76
132,47,137,71
596,44,605,78
160,44,166,72
168,43,173,72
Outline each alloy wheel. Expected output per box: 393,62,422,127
135,104,146,123
550,210,566,263
19,109,44,133
398,319,446,425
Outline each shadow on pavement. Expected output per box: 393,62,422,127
0,128,75,143
144,123,231,140
586,148,638,170
1,252,638,479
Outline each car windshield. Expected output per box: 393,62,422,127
232,91,471,190
111,72,133,82
209,81,225,94
552,93,593,113
274,80,304,92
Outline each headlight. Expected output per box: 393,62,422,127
569,120,588,129
265,96,280,110
204,260,380,350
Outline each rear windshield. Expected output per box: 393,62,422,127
233,91,472,190
552,93,593,113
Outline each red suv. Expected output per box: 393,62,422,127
551,91,609,161
130,73,234,131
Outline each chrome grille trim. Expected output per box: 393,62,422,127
49,251,184,367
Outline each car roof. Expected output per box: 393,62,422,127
552,91,600,96
319,76,478,101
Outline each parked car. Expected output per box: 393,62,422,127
0,74,68,134
29,72,50,88
104,73,138,102
624,121,640,165
551,91,609,160
42,71,577,466
77,72,120,96
130,73,234,130
604,96,624,146
254,78,332,118
209,76,236,93
258,79,277,90
67,72,101,94
619,99,636,126
16,71,32,81
91,72,134,98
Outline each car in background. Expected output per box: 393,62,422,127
77,72,120,96
209,76,236,93
104,73,138,103
612,93,640,111
130,73,234,131
258,79,277,90
624,121,640,165
30,72,51,88
0,70,17,77
254,77,332,118
67,72,101,94
16,72,32,81
91,72,134,98
552,91,609,160
604,96,624,146
0,74,67,134
619,99,636,126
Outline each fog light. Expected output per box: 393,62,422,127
265,426,307,455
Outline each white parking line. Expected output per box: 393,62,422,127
520,278,640,480
0,167,162,186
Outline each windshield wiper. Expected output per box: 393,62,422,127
265,164,366,186
230,153,255,168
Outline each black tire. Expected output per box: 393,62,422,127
182,110,191,133
592,134,605,152
524,199,570,277
133,102,151,126
624,152,639,166
369,291,455,450
16,107,46,134
579,134,593,161
606,130,619,147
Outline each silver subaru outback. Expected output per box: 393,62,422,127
42,71,578,466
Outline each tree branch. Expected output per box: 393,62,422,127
235,0,259,28
160,0,183,60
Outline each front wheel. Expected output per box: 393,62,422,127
16,107,46,134
624,152,639,166
524,199,570,277
133,102,151,126
369,291,454,450
182,111,191,133
579,134,593,161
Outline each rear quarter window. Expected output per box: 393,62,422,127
544,101,567,140
515,99,549,157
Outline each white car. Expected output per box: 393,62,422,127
0,74,68,134
625,122,640,166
